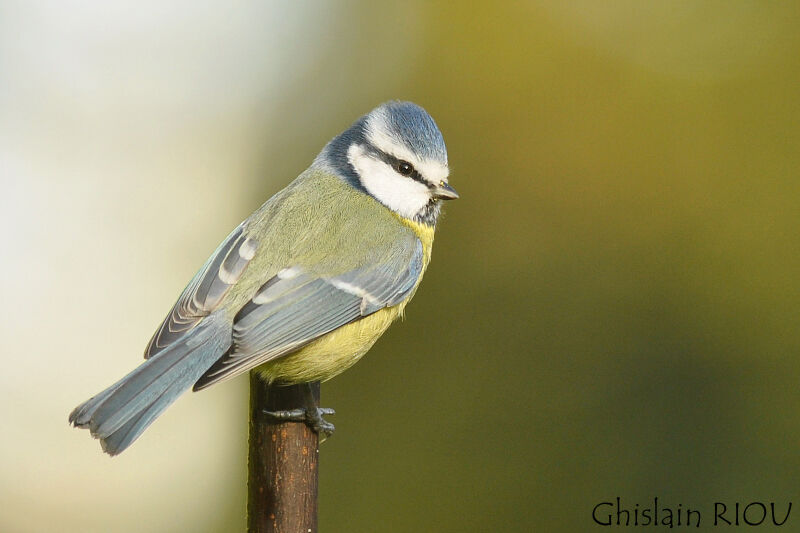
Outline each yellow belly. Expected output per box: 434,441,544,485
253,303,406,384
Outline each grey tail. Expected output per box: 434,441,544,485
69,313,231,455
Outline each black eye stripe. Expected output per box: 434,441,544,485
364,145,428,185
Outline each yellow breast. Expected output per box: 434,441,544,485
255,215,435,384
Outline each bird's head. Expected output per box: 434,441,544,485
315,101,457,225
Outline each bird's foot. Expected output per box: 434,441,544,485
263,406,336,438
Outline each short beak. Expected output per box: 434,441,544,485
432,181,459,200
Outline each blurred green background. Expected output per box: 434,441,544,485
2,2,799,532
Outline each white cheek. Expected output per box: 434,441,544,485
348,144,431,219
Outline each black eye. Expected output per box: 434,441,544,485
395,160,414,176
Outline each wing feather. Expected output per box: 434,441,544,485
144,224,259,358
192,237,424,390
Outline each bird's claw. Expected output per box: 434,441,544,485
263,406,336,438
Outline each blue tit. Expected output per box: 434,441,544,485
69,101,458,455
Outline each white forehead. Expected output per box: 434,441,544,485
364,110,450,184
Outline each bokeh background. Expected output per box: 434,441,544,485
2,2,799,532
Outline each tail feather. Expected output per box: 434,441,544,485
69,313,231,455
89,339,209,438
98,378,188,455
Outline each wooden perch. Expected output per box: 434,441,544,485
248,374,320,532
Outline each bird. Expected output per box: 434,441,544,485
69,101,458,455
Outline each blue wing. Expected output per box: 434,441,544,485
144,224,259,358
193,237,424,390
